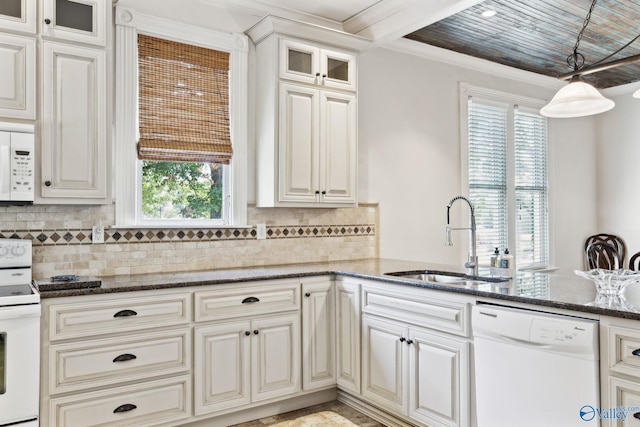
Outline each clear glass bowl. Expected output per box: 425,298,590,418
574,269,640,296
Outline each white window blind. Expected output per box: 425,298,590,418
514,109,549,269
468,100,508,266
467,97,549,270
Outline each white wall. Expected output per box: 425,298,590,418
596,94,640,260
357,47,598,274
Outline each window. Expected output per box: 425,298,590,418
137,34,231,223
114,8,248,227
461,84,549,270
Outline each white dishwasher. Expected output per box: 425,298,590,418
472,304,600,427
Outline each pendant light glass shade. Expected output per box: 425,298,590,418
540,76,615,118
634,88,640,99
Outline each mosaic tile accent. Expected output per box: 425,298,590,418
1,224,375,246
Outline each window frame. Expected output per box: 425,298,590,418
114,6,249,227
459,83,551,270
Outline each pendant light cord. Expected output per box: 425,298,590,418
567,0,640,73
568,0,598,71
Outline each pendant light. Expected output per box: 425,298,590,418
540,0,615,118
634,88,640,99
540,75,614,118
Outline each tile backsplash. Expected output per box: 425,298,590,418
0,203,378,279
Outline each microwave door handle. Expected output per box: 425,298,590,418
0,143,9,196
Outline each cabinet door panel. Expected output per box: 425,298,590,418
362,315,407,414
252,314,300,402
320,91,356,204
41,41,106,200
278,83,319,203
0,33,35,119
194,321,251,415
302,279,336,391
409,328,469,427
336,280,361,394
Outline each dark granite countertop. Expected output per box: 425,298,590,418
35,258,640,321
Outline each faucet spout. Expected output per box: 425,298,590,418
446,196,478,276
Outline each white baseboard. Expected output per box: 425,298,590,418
337,390,417,427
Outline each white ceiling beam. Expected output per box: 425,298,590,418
345,0,485,44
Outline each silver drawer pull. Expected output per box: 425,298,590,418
113,403,137,413
113,353,137,363
242,297,260,304
114,309,137,318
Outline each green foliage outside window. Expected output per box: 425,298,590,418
141,161,223,220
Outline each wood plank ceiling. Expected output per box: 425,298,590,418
404,0,640,88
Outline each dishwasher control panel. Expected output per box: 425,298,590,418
531,317,598,352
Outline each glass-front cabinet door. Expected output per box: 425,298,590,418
279,38,357,91
280,38,321,85
0,0,36,33
41,0,106,46
320,49,356,91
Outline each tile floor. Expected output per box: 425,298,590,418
229,400,386,427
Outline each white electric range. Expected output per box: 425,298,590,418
0,238,40,427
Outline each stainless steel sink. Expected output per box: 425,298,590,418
384,270,510,286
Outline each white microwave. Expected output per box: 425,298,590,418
0,123,35,205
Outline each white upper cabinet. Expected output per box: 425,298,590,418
280,38,356,91
40,41,107,200
0,0,37,34
0,33,35,119
41,0,107,46
248,16,366,208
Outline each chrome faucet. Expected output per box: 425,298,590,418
446,196,478,276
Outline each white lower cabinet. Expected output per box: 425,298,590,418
41,275,477,427
360,281,472,427
335,278,361,394
194,280,302,416
302,277,336,391
194,314,300,415
600,316,640,426
40,290,192,427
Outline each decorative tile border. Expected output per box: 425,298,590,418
0,224,375,246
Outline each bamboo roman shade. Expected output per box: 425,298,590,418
137,34,232,164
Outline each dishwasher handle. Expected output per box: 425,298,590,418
497,334,552,349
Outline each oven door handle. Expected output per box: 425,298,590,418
0,304,40,320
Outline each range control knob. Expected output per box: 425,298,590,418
11,244,26,257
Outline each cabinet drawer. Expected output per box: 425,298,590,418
607,324,640,378
48,376,191,427
362,285,470,337
608,377,640,423
48,293,190,341
49,329,190,394
195,280,300,322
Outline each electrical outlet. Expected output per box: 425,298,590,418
256,224,266,240
92,225,104,244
